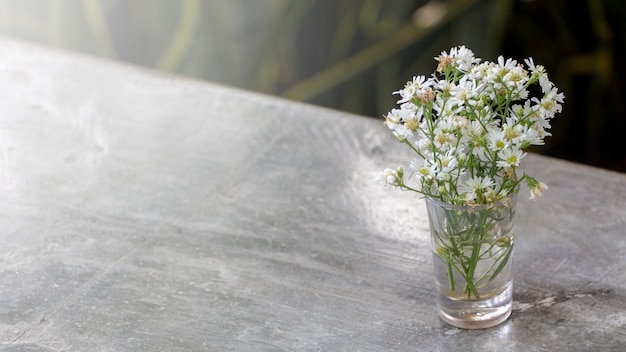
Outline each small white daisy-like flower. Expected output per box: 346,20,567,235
502,118,526,145
487,129,509,152
502,65,529,94
524,57,552,93
497,147,526,168
411,158,437,181
529,181,548,200
454,45,480,72
394,75,432,104
536,87,565,118
449,76,482,106
437,149,459,177
496,55,518,72
433,131,456,152
459,176,494,201
526,176,549,200
518,124,543,146
376,168,401,187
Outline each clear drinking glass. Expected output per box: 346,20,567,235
425,194,517,329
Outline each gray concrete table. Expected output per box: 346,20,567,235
0,37,623,351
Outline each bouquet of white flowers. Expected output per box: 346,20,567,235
377,46,564,327
378,45,564,205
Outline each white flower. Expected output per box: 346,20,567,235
468,61,491,81
432,98,462,119
471,145,489,163
496,55,518,72
459,176,494,201
529,181,548,200
435,45,480,73
532,120,552,140
518,124,543,146
449,76,482,106
460,120,485,145
416,136,432,154
433,129,456,151
394,75,434,104
487,129,509,152
387,123,412,141
465,176,494,190
525,57,552,93
411,158,436,181
451,115,470,130
376,168,401,186
384,103,423,141
501,118,526,146
453,45,480,72
497,147,526,168
433,77,452,92
536,87,565,118
502,65,529,97
436,149,459,180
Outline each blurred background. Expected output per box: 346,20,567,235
0,0,624,172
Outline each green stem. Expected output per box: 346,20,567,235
446,261,455,291
465,242,482,299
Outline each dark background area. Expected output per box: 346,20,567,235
0,0,624,172
502,0,626,171
281,0,626,173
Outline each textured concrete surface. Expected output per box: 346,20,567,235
0,37,623,351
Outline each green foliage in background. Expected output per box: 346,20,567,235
0,0,623,171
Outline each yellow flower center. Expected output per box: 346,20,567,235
405,118,418,131
504,127,519,140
